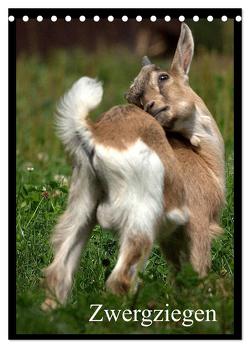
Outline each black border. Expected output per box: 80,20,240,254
9,8,241,19
10,8,242,340
233,16,242,340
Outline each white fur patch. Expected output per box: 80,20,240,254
158,206,189,240
166,207,189,225
178,100,190,109
95,139,165,239
172,104,223,149
174,110,209,139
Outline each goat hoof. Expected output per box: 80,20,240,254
40,297,58,312
106,275,130,296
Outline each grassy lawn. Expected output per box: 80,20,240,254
16,49,234,335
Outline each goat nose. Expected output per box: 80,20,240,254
144,100,155,112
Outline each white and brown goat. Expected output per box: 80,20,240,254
42,23,225,311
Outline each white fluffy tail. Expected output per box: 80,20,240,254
56,77,103,156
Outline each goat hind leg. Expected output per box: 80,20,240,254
42,216,96,310
159,225,189,272
106,232,153,296
41,164,98,310
187,220,213,277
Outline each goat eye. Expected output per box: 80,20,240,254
159,74,169,82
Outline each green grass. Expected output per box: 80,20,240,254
16,48,234,335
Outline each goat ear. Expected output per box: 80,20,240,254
142,56,152,67
170,23,194,76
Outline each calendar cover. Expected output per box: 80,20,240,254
10,8,242,339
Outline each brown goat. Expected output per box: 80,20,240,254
41,24,225,311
